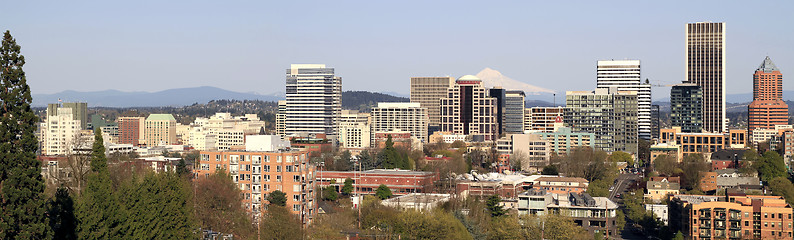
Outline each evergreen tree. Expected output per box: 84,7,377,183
175,158,190,178
76,130,120,239
118,173,196,239
267,190,287,206
375,184,392,200
48,188,77,240
259,205,304,239
486,195,506,217
341,178,354,195
0,30,50,239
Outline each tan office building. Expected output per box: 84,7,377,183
410,77,454,129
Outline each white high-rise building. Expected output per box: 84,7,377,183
40,105,83,155
686,22,726,133
284,64,342,136
371,102,428,143
338,110,371,150
596,60,651,140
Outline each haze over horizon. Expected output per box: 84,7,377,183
2,1,793,97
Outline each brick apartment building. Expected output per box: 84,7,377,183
197,136,316,225
670,194,793,239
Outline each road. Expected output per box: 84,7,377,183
609,173,640,202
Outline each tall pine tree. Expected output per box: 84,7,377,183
76,130,120,239
0,30,50,239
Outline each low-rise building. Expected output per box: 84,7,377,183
645,178,680,203
645,204,669,226
529,127,595,155
518,191,619,236
659,127,748,155
317,169,438,196
670,194,793,239
715,169,761,190
533,176,589,195
381,193,450,211
650,142,683,163
700,171,718,192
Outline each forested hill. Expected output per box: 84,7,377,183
342,91,409,111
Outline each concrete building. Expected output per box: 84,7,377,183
440,75,498,141
659,127,747,155
410,76,454,132
197,139,315,224
371,102,428,143
651,104,661,140
527,107,564,133
381,193,451,211
596,60,652,140
317,169,439,196
143,114,177,147
186,113,266,151
276,100,286,137
530,127,595,155
565,87,638,153
338,110,371,152
48,102,88,130
533,176,589,195
284,64,342,136
495,134,550,172
670,83,704,133
504,90,526,134
428,131,466,144
645,204,670,226
749,56,788,135
686,22,727,133
518,191,619,236
670,194,793,239
40,104,83,156
650,142,683,163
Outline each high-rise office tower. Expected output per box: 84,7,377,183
528,107,564,133
670,83,703,133
440,75,498,141
686,22,726,133
565,87,638,153
410,77,454,133
118,116,145,146
748,56,788,133
144,114,177,146
596,60,651,140
504,90,526,134
489,87,506,135
651,105,660,140
48,102,88,130
371,102,428,143
40,104,83,155
284,64,342,136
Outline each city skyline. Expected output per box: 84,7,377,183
2,1,793,98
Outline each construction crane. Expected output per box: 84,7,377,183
645,78,680,88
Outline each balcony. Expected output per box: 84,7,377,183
700,224,712,229
699,233,712,238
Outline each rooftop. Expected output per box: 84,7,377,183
756,56,780,73
147,114,176,121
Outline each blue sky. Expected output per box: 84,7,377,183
2,1,793,99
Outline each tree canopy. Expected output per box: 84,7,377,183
375,184,392,200
267,190,287,206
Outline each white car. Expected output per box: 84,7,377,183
609,186,615,191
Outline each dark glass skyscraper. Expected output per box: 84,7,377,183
670,83,703,133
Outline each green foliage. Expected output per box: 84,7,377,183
260,205,305,239
672,231,684,240
175,158,190,178
194,171,256,239
488,215,524,239
653,154,679,176
48,188,77,240
586,179,611,197
541,165,559,175
681,154,709,190
623,190,646,223
116,173,196,239
609,151,634,166
267,190,287,206
376,184,392,200
341,178,354,195
322,187,338,201
553,147,617,185
520,214,590,240
485,195,505,217
0,30,50,239
379,135,411,170
756,151,787,184
769,177,794,206
76,130,121,239
615,210,626,232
